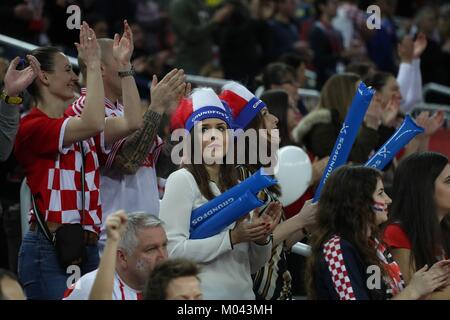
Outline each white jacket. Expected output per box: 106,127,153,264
159,168,271,300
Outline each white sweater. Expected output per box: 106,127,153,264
397,59,423,113
159,168,271,300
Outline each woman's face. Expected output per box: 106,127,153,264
379,76,401,109
373,178,392,225
45,52,78,102
199,118,229,164
260,107,280,146
434,163,450,219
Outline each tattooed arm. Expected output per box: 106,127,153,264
112,69,187,174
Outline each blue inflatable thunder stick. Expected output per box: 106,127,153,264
313,81,375,202
365,115,424,170
189,190,264,239
190,168,277,231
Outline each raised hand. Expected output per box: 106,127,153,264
413,33,428,60
113,20,134,68
364,98,383,130
75,22,101,68
414,111,445,137
149,68,187,114
398,35,414,64
105,210,128,242
4,55,40,97
381,96,401,127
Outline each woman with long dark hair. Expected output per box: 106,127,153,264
261,88,328,212
220,82,317,300
384,152,450,299
259,89,300,148
160,88,279,299
306,165,449,300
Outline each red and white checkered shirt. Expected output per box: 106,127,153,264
66,88,163,168
66,89,163,243
15,107,104,233
323,235,356,300
67,89,124,168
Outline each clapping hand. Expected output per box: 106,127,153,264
4,55,40,97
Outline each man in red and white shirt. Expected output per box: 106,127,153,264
63,213,168,300
66,39,186,247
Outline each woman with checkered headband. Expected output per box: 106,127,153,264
14,22,142,299
305,165,450,300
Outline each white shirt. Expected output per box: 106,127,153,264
99,162,161,244
397,59,423,113
332,5,354,49
159,168,271,300
63,270,143,300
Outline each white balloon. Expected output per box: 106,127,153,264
275,146,312,206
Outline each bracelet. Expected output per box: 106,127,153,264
1,91,22,105
118,66,135,78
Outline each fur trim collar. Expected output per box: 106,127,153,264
292,109,332,144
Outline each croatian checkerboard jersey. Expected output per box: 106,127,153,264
315,235,405,300
14,107,104,233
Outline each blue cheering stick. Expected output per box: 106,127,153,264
313,81,375,202
190,168,277,232
365,115,424,170
190,190,263,239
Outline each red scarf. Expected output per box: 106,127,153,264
371,237,405,297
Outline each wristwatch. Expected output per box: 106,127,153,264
0,91,23,105
118,66,135,78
